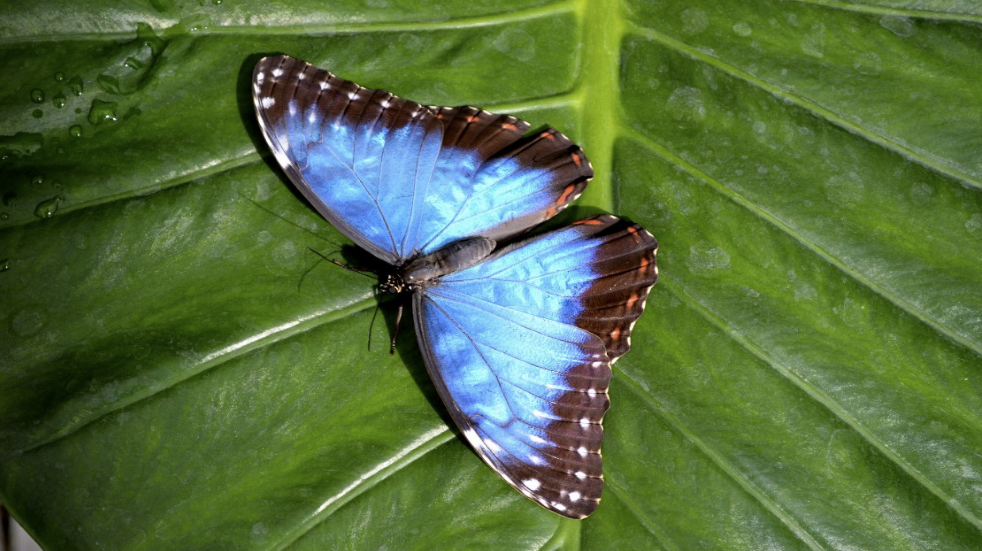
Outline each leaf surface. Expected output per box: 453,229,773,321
1,1,981,549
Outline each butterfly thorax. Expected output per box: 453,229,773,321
386,237,497,293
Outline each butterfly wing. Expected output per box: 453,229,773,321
412,215,658,518
252,55,593,264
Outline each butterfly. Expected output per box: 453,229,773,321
252,54,658,519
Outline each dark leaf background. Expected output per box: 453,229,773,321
2,0,981,549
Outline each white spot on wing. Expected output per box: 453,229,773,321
529,434,546,444
569,491,581,502
319,80,330,90
484,438,503,454
260,96,275,109
523,478,541,491
271,68,283,78
552,502,567,512
577,446,588,457
256,72,265,84
579,417,590,428
588,388,597,398
575,471,586,479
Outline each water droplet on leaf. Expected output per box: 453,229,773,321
0,132,44,159
52,92,67,108
88,99,119,125
55,72,66,82
68,76,84,96
3,192,17,206
137,22,166,55
97,24,166,96
34,196,60,218
32,109,43,119
32,175,44,185
69,125,83,138
30,88,45,103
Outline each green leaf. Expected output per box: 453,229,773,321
2,0,981,549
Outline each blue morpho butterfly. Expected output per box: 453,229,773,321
252,55,658,519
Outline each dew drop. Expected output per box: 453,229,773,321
30,88,45,103
0,258,8,272
55,71,66,82
32,109,43,119
88,99,119,125
53,92,67,108
0,132,43,159
69,125,83,138
0,212,8,220
32,175,44,185
75,107,82,114
97,74,122,95
137,22,166,56
67,76,84,96
3,192,17,207
34,196,60,218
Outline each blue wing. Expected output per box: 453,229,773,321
412,215,658,518
252,55,593,266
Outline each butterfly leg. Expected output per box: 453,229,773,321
390,301,404,355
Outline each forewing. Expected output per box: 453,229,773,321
253,55,443,264
417,107,594,254
412,215,658,518
253,55,594,262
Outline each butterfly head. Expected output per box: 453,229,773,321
379,273,408,295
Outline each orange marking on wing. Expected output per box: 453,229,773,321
610,328,621,341
557,184,577,204
502,122,518,131
541,131,556,140
626,293,639,309
639,256,649,271
627,226,639,236
572,152,582,167
466,115,478,123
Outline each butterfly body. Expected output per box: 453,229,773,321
253,55,657,518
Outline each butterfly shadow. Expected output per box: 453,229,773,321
236,52,283,158
301,242,457,430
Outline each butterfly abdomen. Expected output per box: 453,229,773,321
401,237,496,286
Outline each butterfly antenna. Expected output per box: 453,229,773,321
307,247,376,278
367,291,382,352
